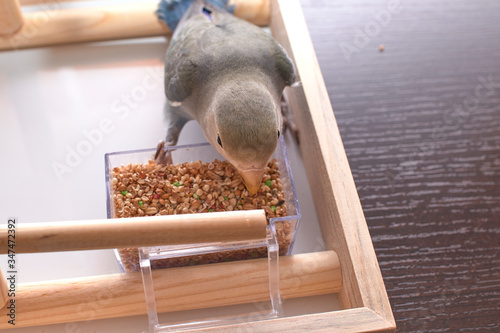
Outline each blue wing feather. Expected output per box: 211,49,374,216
156,0,234,31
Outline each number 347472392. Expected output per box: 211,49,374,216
7,219,16,269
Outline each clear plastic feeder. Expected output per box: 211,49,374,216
105,136,301,273
139,220,283,332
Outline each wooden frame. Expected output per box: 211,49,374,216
0,0,395,331
270,0,395,330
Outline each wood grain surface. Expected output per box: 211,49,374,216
299,0,500,332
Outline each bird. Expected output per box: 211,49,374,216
154,0,295,194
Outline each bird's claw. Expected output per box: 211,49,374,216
281,96,300,145
154,140,173,165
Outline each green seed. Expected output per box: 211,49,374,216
265,180,272,187
193,193,200,199
139,201,143,207
173,181,181,187
208,209,214,212
121,190,128,196
271,206,276,212
223,196,228,200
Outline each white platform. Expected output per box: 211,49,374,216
0,33,338,332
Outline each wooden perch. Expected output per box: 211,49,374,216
0,0,271,51
0,251,341,328
0,270,9,310
0,0,24,36
0,210,268,254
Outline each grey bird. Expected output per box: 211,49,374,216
155,0,295,194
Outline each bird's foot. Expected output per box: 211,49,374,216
281,96,300,145
154,140,173,165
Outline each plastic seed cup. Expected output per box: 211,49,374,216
105,136,301,273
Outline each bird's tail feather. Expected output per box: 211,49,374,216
156,0,234,31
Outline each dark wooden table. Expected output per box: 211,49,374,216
299,0,500,331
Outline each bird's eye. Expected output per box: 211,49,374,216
217,134,223,148
278,130,281,138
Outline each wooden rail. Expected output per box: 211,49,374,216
0,0,271,51
0,251,341,328
0,0,24,36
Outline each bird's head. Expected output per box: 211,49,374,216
207,80,282,194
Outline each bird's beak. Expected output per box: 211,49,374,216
238,169,265,195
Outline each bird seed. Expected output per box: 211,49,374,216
111,158,292,272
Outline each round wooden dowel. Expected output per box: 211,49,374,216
231,0,270,26
0,0,24,36
0,269,9,310
0,210,268,254
0,0,271,51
